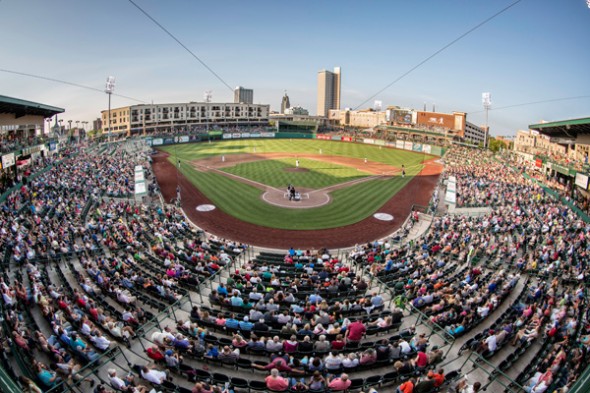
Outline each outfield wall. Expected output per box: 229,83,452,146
146,132,446,156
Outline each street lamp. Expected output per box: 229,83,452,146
105,76,116,143
45,118,52,136
58,119,64,136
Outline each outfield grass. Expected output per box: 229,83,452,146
160,139,429,230
222,157,368,189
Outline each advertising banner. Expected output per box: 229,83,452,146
241,133,251,138
575,173,589,189
413,143,423,152
316,134,331,140
375,139,386,146
164,138,174,145
152,138,163,146
423,144,432,154
222,133,232,139
49,142,57,151
396,140,404,149
341,136,353,142
232,133,241,139
2,153,15,168
250,133,261,138
535,158,543,168
363,138,375,144
260,132,275,138
331,136,342,141
386,141,397,148
178,136,189,143
404,141,413,150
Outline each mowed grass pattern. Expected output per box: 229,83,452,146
161,139,429,230
222,157,368,189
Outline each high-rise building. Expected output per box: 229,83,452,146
280,91,291,114
234,86,253,104
317,67,341,117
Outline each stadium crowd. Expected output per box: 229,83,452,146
1,140,590,393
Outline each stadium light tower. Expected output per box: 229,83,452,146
105,76,116,142
482,92,492,149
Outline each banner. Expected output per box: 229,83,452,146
241,133,251,138
404,141,413,150
575,173,589,189
316,134,331,140
2,153,15,168
375,139,386,146
363,138,375,144
331,136,342,141
341,136,353,142
535,158,543,168
152,138,163,146
164,138,174,145
232,133,242,139
386,141,397,148
423,144,432,154
250,133,261,138
49,142,57,151
179,135,189,143
395,140,404,149
222,133,232,139
260,132,275,138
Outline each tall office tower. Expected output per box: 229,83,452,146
280,91,291,114
234,86,254,104
317,67,341,117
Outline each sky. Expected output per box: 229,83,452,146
0,0,589,136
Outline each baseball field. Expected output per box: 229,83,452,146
153,138,442,248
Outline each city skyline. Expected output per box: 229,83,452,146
0,0,589,135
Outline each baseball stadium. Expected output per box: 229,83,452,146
1,93,590,393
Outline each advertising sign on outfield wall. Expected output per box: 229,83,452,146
260,132,275,138
316,134,331,140
413,143,423,152
152,138,163,146
178,136,190,143
423,144,432,154
375,139,386,146
232,133,241,139
222,134,232,139
396,140,404,149
331,136,342,141
241,133,251,138
363,138,375,144
404,141,413,150
341,136,353,142
250,133,261,138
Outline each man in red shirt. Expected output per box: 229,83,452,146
345,319,366,343
415,351,429,370
430,369,445,387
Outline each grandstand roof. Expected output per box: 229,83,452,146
529,117,590,137
0,95,64,119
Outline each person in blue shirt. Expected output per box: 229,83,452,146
230,292,244,307
239,316,253,331
205,344,219,358
225,314,239,330
217,283,228,297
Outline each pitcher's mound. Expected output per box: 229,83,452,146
262,187,330,209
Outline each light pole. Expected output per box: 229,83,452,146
105,76,116,143
58,119,64,137
482,92,491,149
